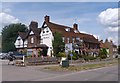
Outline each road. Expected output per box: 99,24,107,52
1,60,119,81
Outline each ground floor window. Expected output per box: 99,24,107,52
27,49,33,56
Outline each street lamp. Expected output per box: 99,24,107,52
65,46,69,60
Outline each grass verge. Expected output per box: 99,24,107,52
43,59,118,72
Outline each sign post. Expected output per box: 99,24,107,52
70,54,73,64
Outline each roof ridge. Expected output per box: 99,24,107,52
47,21,71,28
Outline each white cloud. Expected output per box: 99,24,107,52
0,12,20,34
106,27,118,32
108,36,118,45
98,8,119,32
3,8,12,13
0,12,20,26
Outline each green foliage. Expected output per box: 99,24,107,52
2,23,28,52
68,51,79,60
42,49,48,56
27,55,32,58
57,52,66,57
38,51,42,57
52,32,65,56
99,48,108,59
83,55,97,61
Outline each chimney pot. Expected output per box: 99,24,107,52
45,15,50,22
73,23,78,30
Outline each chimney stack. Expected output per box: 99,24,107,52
29,21,38,29
44,15,50,22
73,23,78,30
100,40,103,43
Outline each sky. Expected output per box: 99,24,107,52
0,1,119,45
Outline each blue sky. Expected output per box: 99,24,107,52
1,2,119,44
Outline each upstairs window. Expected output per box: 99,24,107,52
72,37,75,43
62,37,65,42
67,37,70,43
65,28,70,32
43,31,45,33
46,27,49,33
31,37,34,43
76,37,80,41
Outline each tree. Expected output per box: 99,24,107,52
99,48,108,59
2,23,28,52
52,32,65,57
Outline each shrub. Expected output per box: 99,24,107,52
83,55,97,61
68,51,79,60
27,55,32,58
99,48,107,59
99,54,107,59
57,52,67,57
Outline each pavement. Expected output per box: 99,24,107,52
1,59,119,81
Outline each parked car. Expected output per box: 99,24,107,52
12,52,26,60
0,53,9,60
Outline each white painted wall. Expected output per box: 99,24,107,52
40,27,54,56
14,36,28,48
24,39,28,47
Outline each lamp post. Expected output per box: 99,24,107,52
65,46,68,59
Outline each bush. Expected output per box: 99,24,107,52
57,52,67,57
68,51,79,60
99,48,107,59
99,54,107,59
27,55,32,58
83,55,97,61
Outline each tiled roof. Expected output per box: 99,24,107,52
18,32,28,40
44,21,99,44
31,28,41,37
18,28,41,40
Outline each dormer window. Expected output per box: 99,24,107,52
65,28,70,32
74,30,79,33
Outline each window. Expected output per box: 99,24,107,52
72,37,75,43
65,28,70,32
46,31,49,33
31,37,34,43
67,37,70,43
43,31,45,33
76,37,80,41
40,39,43,43
46,27,49,33
62,37,65,42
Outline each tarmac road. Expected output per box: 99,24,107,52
1,60,119,81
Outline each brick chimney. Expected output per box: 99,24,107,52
100,40,103,43
29,21,38,29
73,23,78,30
44,15,50,22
